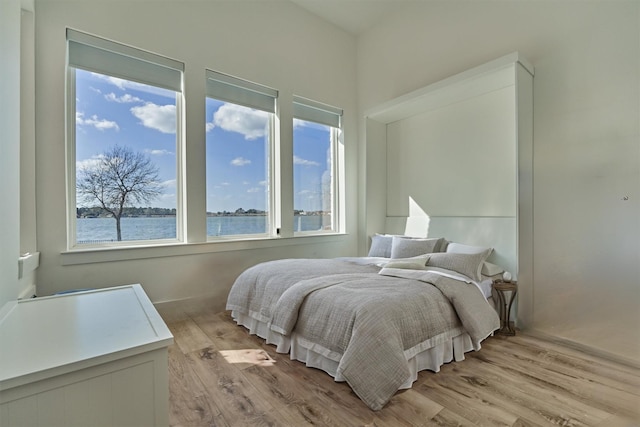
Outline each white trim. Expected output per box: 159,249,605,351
366,52,534,124
67,28,183,92
206,69,277,113
66,38,184,249
61,233,348,266
293,95,342,128
293,125,341,236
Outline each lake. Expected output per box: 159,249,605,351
76,215,329,243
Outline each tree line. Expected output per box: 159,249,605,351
77,206,176,218
79,206,328,218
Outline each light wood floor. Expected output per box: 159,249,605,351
160,308,640,427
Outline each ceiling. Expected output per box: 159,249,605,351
289,0,410,35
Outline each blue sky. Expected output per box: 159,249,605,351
75,69,331,213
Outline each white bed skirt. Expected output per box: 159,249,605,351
231,310,475,390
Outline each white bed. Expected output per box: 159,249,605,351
226,239,503,410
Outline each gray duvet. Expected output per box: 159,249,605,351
226,258,499,410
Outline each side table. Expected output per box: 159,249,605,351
493,280,518,335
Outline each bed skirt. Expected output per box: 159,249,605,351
230,310,475,390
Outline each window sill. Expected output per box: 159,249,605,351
61,233,348,266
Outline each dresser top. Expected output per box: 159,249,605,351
0,284,173,390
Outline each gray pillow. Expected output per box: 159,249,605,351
383,261,427,270
426,252,489,281
368,234,394,257
390,236,443,259
382,254,430,270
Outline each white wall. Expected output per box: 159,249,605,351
357,1,639,363
33,0,358,311
0,0,22,308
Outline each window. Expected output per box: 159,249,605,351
205,70,277,238
292,96,342,234
65,29,343,254
67,29,184,247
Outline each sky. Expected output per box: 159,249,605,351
75,69,332,213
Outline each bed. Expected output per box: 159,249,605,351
226,236,502,410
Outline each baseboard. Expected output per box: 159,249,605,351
522,328,640,370
154,294,226,321
18,284,36,300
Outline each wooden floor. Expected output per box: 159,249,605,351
160,308,640,427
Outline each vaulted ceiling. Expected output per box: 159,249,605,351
289,0,411,35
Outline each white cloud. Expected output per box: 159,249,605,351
156,192,176,208
293,155,319,167
207,103,269,140
76,112,119,131
145,149,173,156
259,180,267,186
91,72,176,98
293,118,330,131
161,179,176,188
231,157,251,166
297,189,313,195
130,103,176,134
92,73,129,90
105,93,143,103
76,155,105,171
247,187,261,193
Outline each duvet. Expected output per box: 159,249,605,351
226,258,499,410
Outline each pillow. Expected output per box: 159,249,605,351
376,254,429,268
446,242,493,256
425,252,489,281
390,236,443,259
436,238,449,252
482,261,504,277
383,260,427,270
368,234,394,257
382,254,430,269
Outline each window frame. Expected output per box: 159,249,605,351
204,69,279,241
65,28,185,250
292,96,343,236
63,30,346,257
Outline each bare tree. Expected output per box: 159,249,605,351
77,145,163,241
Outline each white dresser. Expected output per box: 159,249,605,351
0,284,173,426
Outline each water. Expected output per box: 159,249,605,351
76,215,329,243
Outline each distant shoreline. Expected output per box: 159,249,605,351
78,211,329,218
75,214,328,241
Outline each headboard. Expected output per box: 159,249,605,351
364,52,533,294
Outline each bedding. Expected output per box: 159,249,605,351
226,257,500,411
367,234,446,258
425,252,488,281
367,234,394,257
390,236,443,258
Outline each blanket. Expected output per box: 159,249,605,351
226,259,500,410
226,258,380,323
